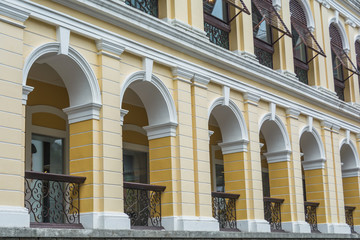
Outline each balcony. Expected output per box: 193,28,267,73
212,192,240,231
263,197,284,232
24,171,86,229
124,182,166,229
125,0,158,17
345,206,356,233
304,201,320,233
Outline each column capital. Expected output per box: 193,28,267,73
22,85,34,105
218,140,249,154
321,120,332,131
120,109,129,126
143,122,178,140
286,108,300,119
243,92,260,105
96,38,125,60
172,67,194,83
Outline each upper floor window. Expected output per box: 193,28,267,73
125,0,158,17
290,0,325,85
252,0,291,69
329,23,358,101
203,0,250,49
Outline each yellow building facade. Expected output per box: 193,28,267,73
0,0,360,237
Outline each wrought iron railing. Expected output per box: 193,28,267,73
264,197,284,232
212,192,240,231
345,206,356,233
124,182,165,229
125,0,158,17
24,171,86,228
304,201,320,233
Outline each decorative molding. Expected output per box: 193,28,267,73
208,130,214,138
342,167,360,178
286,108,301,119
243,92,260,105
0,1,30,22
308,116,313,132
270,103,276,121
272,0,281,11
263,150,292,163
345,19,356,28
316,0,330,9
166,18,208,40
222,86,230,106
56,26,70,55
332,124,341,133
143,57,153,82
120,109,129,126
236,51,258,62
5,0,360,133
218,140,249,154
321,120,332,130
172,67,194,81
346,130,350,144
302,158,326,170
192,73,210,87
0,16,25,28
22,85,34,105
143,122,178,140
96,38,125,59
63,103,102,124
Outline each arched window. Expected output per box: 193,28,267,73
252,0,291,69
329,23,358,101
290,0,325,85
203,0,250,49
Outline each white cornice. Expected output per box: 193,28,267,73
6,0,360,133
0,1,30,22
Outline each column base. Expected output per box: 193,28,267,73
282,221,311,233
354,225,360,233
318,223,351,234
81,212,130,229
0,206,30,227
237,219,271,232
162,216,219,231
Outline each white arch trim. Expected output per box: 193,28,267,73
259,113,292,163
340,139,360,178
208,97,249,154
297,0,315,31
329,18,350,52
299,126,326,170
22,42,102,124
120,71,178,140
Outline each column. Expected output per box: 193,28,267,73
281,109,311,232
191,74,219,230
273,0,295,76
240,92,270,232
0,10,30,227
331,125,350,233
79,40,130,229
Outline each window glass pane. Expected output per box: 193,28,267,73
123,149,148,183
332,50,344,81
292,26,307,63
215,164,225,192
262,171,270,197
252,3,271,44
204,0,228,21
31,134,64,174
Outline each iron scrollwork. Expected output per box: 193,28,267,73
124,182,165,229
24,171,86,228
345,206,356,233
204,22,230,50
304,201,320,233
212,192,240,231
264,197,284,232
125,0,158,17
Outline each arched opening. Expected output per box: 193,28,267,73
259,115,291,232
120,72,177,229
299,128,326,232
340,141,360,233
23,44,99,228
290,0,325,86
208,98,248,230
329,22,358,101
